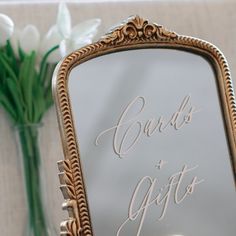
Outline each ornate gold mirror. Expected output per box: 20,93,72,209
52,16,236,236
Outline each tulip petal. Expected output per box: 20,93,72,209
0,14,14,46
59,38,91,57
72,38,91,51
71,18,101,40
40,25,62,63
59,39,71,57
20,25,40,54
57,2,71,39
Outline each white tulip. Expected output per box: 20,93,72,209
19,25,40,54
0,13,14,46
56,2,101,57
71,19,100,40
57,2,71,39
59,37,91,57
40,25,63,63
39,2,101,63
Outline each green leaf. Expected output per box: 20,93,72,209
5,40,19,75
18,46,26,61
0,90,17,122
0,64,6,83
38,45,59,84
0,43,58,126
0,53,18,82
5,77,25,123
32,80,45,123
19,52,37,122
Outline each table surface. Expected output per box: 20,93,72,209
0,1,235,235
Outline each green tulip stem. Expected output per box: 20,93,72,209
17,125,48,236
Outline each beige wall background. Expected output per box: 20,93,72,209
0,0,235,235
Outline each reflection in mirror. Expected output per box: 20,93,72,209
68,49,236,236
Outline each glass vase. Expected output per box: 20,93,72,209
15,123,57,236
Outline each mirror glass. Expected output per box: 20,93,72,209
68,49,236,236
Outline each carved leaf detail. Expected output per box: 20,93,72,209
101,15,177,45
64,172,74,185
63,159,72,172
66,185,76,199
60,219,80,236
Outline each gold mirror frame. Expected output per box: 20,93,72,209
52,16,236,236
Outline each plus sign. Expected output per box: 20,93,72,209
155,160,168,170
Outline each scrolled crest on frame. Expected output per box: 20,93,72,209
53,15,236,236
101,15,177,44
